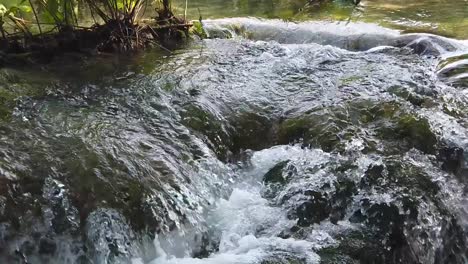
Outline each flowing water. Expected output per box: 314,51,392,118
0,1,468,264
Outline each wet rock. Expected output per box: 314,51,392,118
38,237,57,255
206,27,233,39
387,86,426,107
387,160,440,196
347,202,420,264
360,159,440,200
262,159,358,228
360,164,385,188
260,250,309,264
438,146,465,175
293,191,331,227
318,229,387,264
378,114,438,154
407,38,443,57
231,112,277,153
278,116,343,153
286,180,357,227
435,218,468,264
278,118,309,145
263,161,291,184
261,256,307,264
262,161,295,199
85,208,140,264
180,104,231,160
329,178,357,224
42,178,80,235
396,35,457,57
19,240,36,255
396,115,437,154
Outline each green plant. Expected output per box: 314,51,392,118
0,1,32,38
36,0,79,30
84,0,150,23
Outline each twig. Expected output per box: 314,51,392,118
154,23,193,30
145,25,172,53
184,0,188,22
28,0,44,39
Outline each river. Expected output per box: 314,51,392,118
0,1,467,264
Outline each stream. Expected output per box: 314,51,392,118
0,1,468,264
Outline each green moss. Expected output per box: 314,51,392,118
278,118,309,143
386,159,440,198
357,101,399,124
231,112,274,152
0,69,50,121
180,104,230,159
387,86,426,106
317,230,385,264
375,113,437,154
396,115,437,154
191,21,207,39
0,88,16,120
278,116,343,152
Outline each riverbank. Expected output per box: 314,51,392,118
0,0,192,66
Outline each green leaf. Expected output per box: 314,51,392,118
0,5,7,17
18,5,32,13
9,6,19,14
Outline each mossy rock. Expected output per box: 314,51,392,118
278,118,309,144
386,160,440,197
278,116,343,152
289,190,331,227
387,86,426,107
330,178,358,224
360,159,440,199
0,69,49,120
396,115,437,153
180,104,231,159
262,160,296,199
277,101,402,153
230,112,276,152
347,200,423,264
263,160,290,184
318,230,387,264
205,26,233,39
351,100,400,125
261,254,307,264
0,88,16,120
377,114,437,154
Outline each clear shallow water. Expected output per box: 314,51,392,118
172,0,468,39
0,7,468,264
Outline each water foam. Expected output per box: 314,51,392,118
144,146,331,264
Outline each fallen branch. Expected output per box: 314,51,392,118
153,23,193,30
